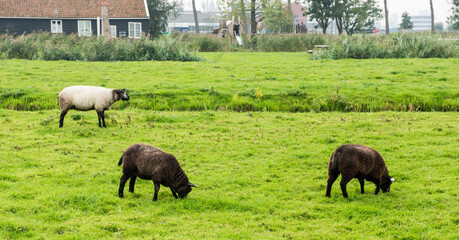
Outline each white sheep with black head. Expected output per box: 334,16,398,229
58,85,130,128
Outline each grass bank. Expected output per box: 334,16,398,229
0,53,458,112
0,110,457,239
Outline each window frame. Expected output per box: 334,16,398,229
78,20,92,37
50,20,63,33
128,22,142,38
110,25,117,38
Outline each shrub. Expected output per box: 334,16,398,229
255,34,327,52
312,33,459,59
169,32,459,58
0,32,200,62
176,33,235,52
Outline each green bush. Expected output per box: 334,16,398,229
254,34,327,52
168,32,458,59
173,33,327,52
312,33,459,59
0,32,200,61
177,33,235,52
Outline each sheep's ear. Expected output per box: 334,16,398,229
188,182,198,188
390,177,396,183
115,89,122,93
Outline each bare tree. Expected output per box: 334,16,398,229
430,0,434,34
192,0,200,33
250,0,256,36
201,0,217,33
201,0,216,12
239,0,247,34
384,0,389,34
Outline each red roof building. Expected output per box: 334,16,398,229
0,0,150,37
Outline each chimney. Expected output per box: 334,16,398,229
101,2,111,37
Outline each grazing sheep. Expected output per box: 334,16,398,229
118,143,197,201
58,86,130,128
326,144,395,198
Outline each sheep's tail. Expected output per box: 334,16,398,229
328,151,339,174
118,153,124,166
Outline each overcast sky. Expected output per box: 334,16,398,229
182,0,454,27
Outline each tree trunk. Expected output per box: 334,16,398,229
333,0,343,35
335,18,343,35
192,0,199,33
239,0,247,34
384,0,389,34
430,0,434,34
251,0,256,36
287,0,293,33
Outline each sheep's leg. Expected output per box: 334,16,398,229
326,173,339,197
340,176,352,198
59,110,68,128
129,176,137,193
101,110,107,128
153,182,160,201
358,177,365,194
97,111,103,128
170,188,178,199
118,174,129,198
374,182,381,195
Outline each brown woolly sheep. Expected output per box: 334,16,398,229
326,144,395,198
118,143,197,201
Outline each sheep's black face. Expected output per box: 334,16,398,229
177,186,192,199
116,89,130,101
381,176,394,193
176,182,197,199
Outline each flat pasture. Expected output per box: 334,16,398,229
0,53,458,112
0,110,457,239
0,53,458,239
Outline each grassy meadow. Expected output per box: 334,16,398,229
0,53,458,112
0,110,458,239
0,53,458,239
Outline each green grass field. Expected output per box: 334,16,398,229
0,53,458,112
0,110,457,239
0,53,458,239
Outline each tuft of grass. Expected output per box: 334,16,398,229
70,113,84,121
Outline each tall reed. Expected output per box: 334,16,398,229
0,32,200,61
312,33,459,59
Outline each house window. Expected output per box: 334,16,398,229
51,20,63,33
78,21,92,37
110,25,117,37
294,15,299,23
129,22,142,38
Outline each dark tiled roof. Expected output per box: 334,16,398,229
0,0,148,18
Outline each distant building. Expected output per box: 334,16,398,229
411,15,431,32
293,4,339,34
0,0,149,37
291,3,308,33
168,11,221,34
